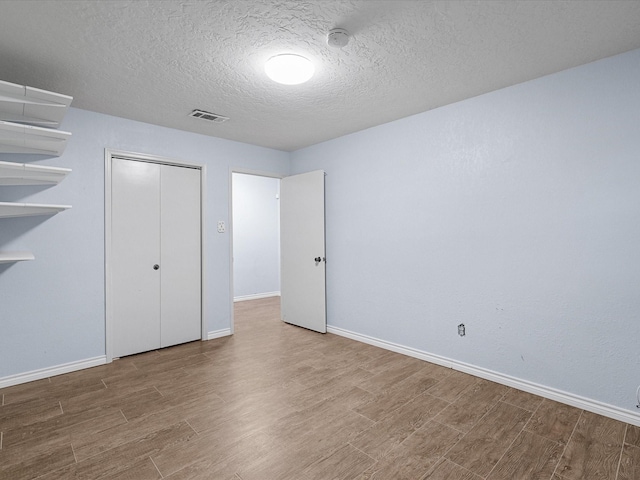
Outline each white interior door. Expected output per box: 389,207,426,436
112,159,161,357
160,164,201,347
280,170,326,333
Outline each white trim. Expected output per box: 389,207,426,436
0,356,106,389
327,325,640,427
234,292,281,302
104,149,113,362
228,168,235,335
207,328,232,340
104,148,206,363
200,164,208,342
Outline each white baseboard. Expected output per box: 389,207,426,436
327,325,640,427
207,328,232,340
0,331,233,388
0,356,107,389
233,292,280,302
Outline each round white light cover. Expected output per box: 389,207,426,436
265,54,314,85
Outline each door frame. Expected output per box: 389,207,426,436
229,168,284,334
105,148,207,363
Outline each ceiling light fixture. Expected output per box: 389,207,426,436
265,54,314,85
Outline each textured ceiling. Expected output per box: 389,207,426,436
1,1,640,151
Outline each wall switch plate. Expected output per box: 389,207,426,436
217,221,225,233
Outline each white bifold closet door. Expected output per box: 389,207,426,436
111,158,201,358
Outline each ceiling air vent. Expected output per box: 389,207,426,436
189,109,229,123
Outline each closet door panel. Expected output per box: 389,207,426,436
160,164,201,347
111,159,161,357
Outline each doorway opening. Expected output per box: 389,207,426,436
229,169,327,335
231,172,281,302
230,170,283,333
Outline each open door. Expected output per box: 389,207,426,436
280,170,326,333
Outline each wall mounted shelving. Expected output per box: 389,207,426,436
0,80,74,264
0,251,35,264
0,120,71,156
0,160,71,185
0,201,71,219
0,79,72,128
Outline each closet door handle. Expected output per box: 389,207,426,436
153,264,160,270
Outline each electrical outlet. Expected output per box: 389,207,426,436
217,221,225,233
458,324,465,337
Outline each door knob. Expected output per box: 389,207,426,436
314,257,325,265
153,264,160,270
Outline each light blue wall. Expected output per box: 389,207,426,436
291,48,640,414
232,173,280,298
0,108,289,378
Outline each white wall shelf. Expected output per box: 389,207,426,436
0,251,35,264
0,201,71,218
0,80,72,128
0,160,71,185
0,120,71,156
0,80,73,265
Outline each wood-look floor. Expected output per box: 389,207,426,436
1,297,639,480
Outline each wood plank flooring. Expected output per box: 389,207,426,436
1,296,638,479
